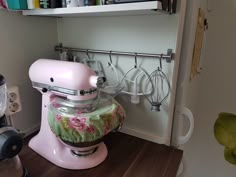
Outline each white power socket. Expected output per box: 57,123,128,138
6,86,22,115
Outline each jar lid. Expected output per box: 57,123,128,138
0,74,6,86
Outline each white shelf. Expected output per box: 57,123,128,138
22,1,163,17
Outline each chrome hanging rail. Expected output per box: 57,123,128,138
55,43,175,62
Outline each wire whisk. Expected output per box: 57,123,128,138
144,55,171,111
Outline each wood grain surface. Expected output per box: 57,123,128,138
20,132,183,177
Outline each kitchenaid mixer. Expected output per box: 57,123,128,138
28,59,125,169
0,74,29,177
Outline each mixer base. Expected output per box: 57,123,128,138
29,132,108,170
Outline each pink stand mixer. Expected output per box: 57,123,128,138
28,59,125,170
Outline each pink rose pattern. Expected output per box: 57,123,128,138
52,102,60,108
104,122,110,135
118,105,125,123
54,104,125,135
68,117,86,132
55,114,62,122
86,126,95,133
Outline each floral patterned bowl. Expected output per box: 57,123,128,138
48,94,125,147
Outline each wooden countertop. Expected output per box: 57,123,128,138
19,132,183,177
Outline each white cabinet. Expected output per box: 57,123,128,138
22,1,163,17
2,0,187,145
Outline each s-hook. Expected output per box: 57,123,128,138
159,54,163,71
134,53,138,68
86,49,91,60
108,51,113,66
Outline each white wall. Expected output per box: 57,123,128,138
0,1,184,145
57,13,180,144
0,10,57,135
179,0,236,176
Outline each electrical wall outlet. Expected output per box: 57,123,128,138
6,86,22,115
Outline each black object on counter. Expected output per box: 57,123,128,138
0,115,7,128
0,74,6,87
0,129,23,160
0,115,23,160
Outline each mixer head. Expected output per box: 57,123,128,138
29,59,106,101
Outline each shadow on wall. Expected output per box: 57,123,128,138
0,9,58,134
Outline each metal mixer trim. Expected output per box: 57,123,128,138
32,82,97,96
70,147,98,157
